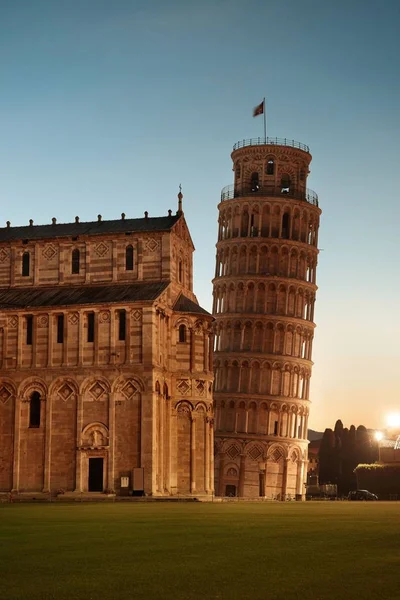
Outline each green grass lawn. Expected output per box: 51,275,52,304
1,502,399,600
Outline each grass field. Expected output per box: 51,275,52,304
1,502,399,600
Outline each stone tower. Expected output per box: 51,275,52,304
213,137,321,499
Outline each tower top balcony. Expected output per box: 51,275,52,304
220,184,319,207
233,137,310,153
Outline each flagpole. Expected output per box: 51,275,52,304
263,97,267,142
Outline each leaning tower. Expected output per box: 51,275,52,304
213,137,321,499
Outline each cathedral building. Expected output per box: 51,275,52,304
0,193,214,498
213,137,321,499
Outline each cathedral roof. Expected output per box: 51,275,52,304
0,281,168,309
0,215,181,242
173,294,211,317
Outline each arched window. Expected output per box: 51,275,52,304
71,249,80,274
281,174,291,193
29,391,41,428
282,213,290,239
250,172,259,192
266,159,275,175
178,324,186,343
125,245,134,271
22,252,30,277
163,382,169,398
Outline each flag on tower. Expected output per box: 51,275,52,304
253,100,264,117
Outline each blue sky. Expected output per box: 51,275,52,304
0,0,399,430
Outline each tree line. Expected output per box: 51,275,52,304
318,420,378,495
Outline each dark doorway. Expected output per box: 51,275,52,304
225,484,236,497
88,458,104,492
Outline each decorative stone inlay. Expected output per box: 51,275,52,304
248,445,262,461
227,445,240,459
177,404,191,414
196,380,205,396
121,381,138,399
38,315,49,328
94,242,109,257
0,386,12,404
131,309,141,321
272,448,283,463
0,248,9,262
145,238,160,252
57,383,74,402
42,244,57,260
227,467,238,477
7,316,18,328
177,379,191,395
88,381,107,401
68,313,79,325
99,310,110,323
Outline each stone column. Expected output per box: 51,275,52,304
281,457,290,500
43,392,52,492
238,453,246,497
190,328,196,372
203,332,209,372
190,415,196,494
209,419,214,494
74,393,84,492
108,391,116,492
78,312,83,366
204,417,210,493
11,395,22,492
296,459,305,498
218,452,225,496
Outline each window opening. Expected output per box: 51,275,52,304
178,324,186,343
282,213,290,239
125,245,134,271
71,249,80,274
57,314,64,343
87,313,95,343
250,172,259,192
22,252,30,276
281,174,291,194
26,316,33,345
266,159,275,175
118,310,126,341
29,392,41,428
274,420,278,435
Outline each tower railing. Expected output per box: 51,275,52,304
233,137,309,152
220,184,319,207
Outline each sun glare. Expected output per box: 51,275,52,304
386,413,400,428
374,431,383,441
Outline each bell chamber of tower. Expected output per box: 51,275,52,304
212,137,321,500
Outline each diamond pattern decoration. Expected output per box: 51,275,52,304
227,445,240,459
145,238,159,252
177,379,191,395
7,316,18,329
272,449,283,463
121,381,138,399
248,445,262,461
42,244,57,260
57,383,74,402
88,381,107,401
132,310,141,321
0,386,12,404
94,242,109,257
68,313,79,325
0,248,9,263
196,380,205,396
